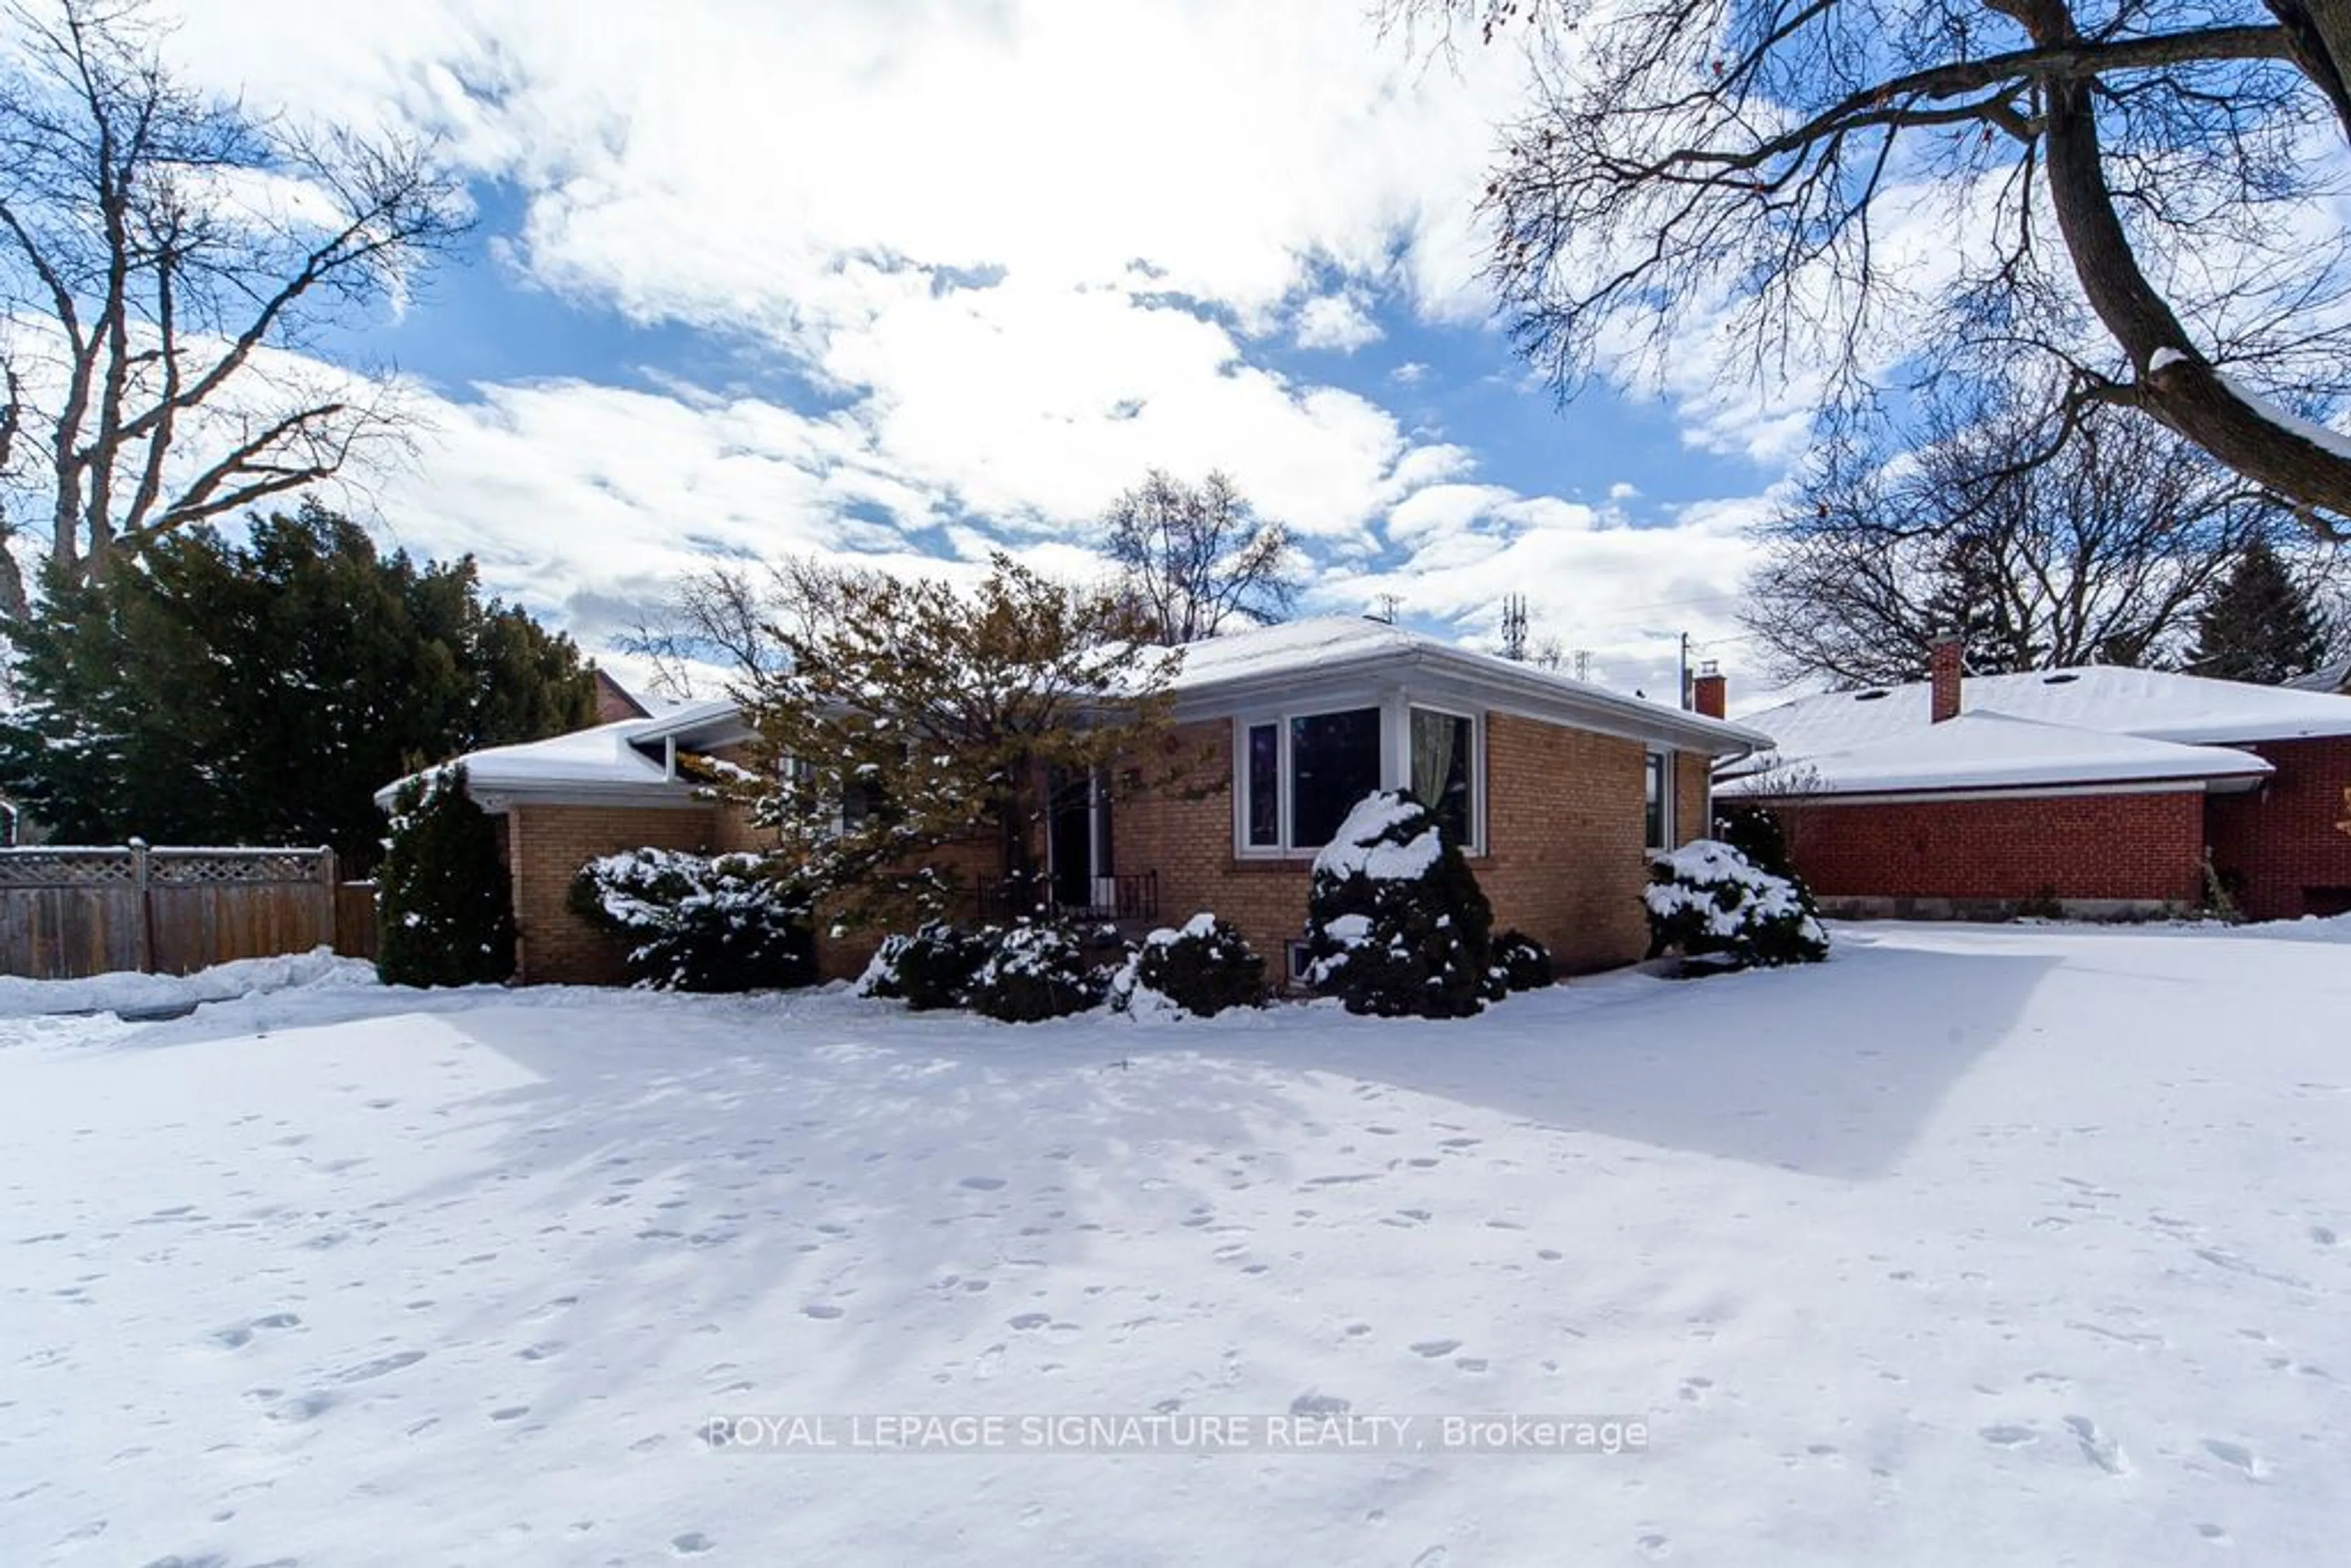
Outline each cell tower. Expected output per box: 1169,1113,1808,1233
1499,594,1529,661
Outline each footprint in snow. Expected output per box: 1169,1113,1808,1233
2064,1415,2126,1475
1409,1340,1461,1358
671,1532,714,1556
803,1304,844,1320
336,1349,426,1383
2201,1438,2262,1479
1979,1425,2036,1448
958,1176,1007,1191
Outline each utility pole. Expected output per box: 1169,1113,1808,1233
1678,631,1692,710
1573,648,1591,682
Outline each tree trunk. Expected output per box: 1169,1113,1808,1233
2009,0,2351,533
2267,0,2351,139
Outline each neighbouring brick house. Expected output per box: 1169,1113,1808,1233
384,617,1767,986
1717,642,2351,922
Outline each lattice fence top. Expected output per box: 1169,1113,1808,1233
0,846,331,887
0,849,140,886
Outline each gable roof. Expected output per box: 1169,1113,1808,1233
370,716,696,813
1720,709,2273,798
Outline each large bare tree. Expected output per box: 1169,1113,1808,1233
1392,0,2351,539
1747,386,2295,685
0,0,466,621
1104,468,1299,645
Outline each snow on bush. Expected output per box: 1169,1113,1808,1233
967,919,1104,1023
568,848,814,993
376,764,516,989
1300,790,1496,1018
860,922,998,1011
1488,929,1555,992
1643,839,1830,972
1108,912,1268,1020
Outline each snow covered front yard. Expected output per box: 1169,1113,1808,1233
3,923,2347,1565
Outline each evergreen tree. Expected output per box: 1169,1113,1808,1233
0,503,596,868
376,765,515,987
2189,541,2331,685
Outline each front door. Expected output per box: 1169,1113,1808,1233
1046,768,1109,912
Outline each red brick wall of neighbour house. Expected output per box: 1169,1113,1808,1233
506,803,718,985
1771,790,2207,902
2205,737,2351,920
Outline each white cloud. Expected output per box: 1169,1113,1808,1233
1293,291,1384,353
133,0,1796,700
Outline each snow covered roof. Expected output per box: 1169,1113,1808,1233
1736,664,2351,782
1164,615,1770,755
1719,710,2273,798
371,718,696,812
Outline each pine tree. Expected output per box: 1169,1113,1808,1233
375,765,516,987
2189,541,2331,685
0,503,596,867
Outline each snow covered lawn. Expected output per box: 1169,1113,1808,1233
3,922,2347,1565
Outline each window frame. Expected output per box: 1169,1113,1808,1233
1644,748,1674,852
1232,698,1485,859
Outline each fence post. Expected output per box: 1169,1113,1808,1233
129,838,154,973
320,847,338,951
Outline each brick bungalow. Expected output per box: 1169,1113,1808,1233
1717,642,2351,921
386,617,1770,985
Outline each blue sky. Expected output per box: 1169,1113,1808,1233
160,0,1801,705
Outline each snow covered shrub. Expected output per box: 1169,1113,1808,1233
568,849,814,992
1109,912,1269,1019
1489,929,1555,992
1714,801,1796,881
1301,790,1495,1018
967,919,1104,1023
375,765,516,988
864,921,996,1011
853,932,914,999
1643,839,1829,972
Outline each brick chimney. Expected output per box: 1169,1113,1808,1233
1929,637,1963,723
1692,660,1726,719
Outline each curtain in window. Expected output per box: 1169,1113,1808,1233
1411,711,1455,805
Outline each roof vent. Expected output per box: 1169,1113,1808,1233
1854,689,1891,702
2042,672,2081,685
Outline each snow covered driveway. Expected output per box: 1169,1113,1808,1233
2,923,2347,1565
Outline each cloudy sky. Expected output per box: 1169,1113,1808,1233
154,0,1804,705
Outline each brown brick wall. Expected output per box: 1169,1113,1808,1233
507,803,718,985
1772,790,2207,904
1477,716,1687,973
1114,714,1682,980
2205,737,2351,920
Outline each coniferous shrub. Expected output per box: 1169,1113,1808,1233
1643,839,1830,972
1300,790,1495,1018
1109,912,1269,1018
376,765,516,987
1488,929,1556,992
967,919,1104,1022
569,848,814,992
864,921,997,1011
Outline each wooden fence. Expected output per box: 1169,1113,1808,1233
0,844,380,980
